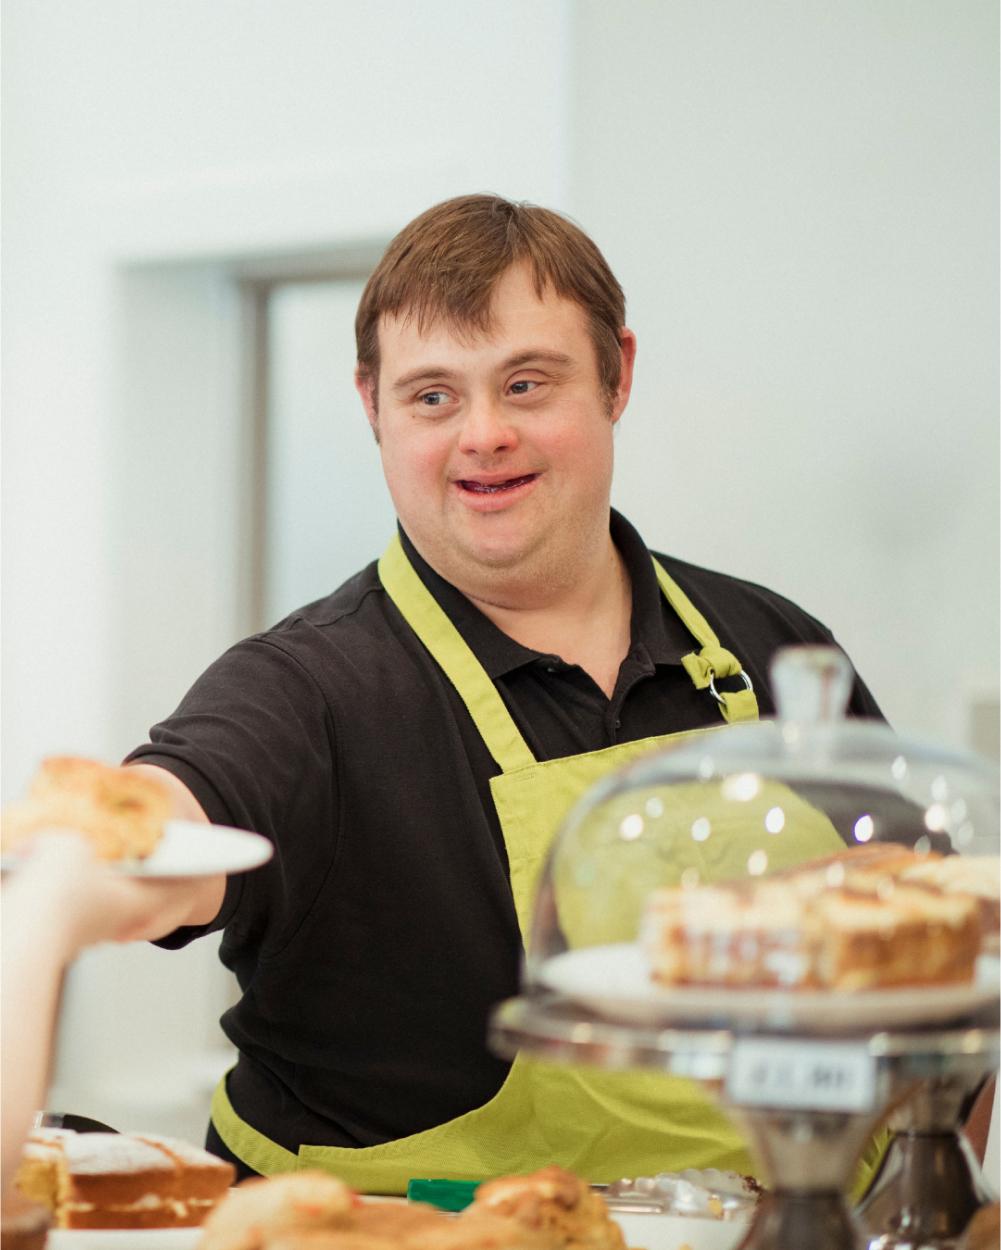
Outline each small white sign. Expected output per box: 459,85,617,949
727,1038,877,1112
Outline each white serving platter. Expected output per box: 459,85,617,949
47,1231,202,1250
613,1210,749,1250
538,943,1001,1032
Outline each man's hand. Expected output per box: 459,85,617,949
127,763,229,935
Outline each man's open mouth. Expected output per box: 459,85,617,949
457,474,538,494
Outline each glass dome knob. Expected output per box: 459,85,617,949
770,645,853,724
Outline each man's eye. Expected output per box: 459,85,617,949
509,380,539,395
419,391,450,407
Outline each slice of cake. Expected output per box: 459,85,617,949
15,1128,234,1229
898,855,1000,953
641,846,982,992
808,880,982,989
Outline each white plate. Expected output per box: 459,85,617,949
538,943,1001,1032
47,1231,202,1250
1,821,272,878
613,1211,748,1250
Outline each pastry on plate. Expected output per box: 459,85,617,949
197,1167,613,1250
408,1210,557,1249
197,1171,357,1249
1,756,172,862
471,1165,625,1250
264,1234,398,1250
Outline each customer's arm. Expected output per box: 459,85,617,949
1,771,225,1197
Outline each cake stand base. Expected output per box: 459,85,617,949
738,1190,865,1250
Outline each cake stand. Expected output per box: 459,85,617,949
855,1064,997,1249
489,993,999,1250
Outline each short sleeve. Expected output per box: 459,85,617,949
126,635,340,957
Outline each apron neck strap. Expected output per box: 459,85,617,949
378,536,537,772
378,535,758,772
651,561,759,725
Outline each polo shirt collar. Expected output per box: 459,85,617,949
397,511,692,680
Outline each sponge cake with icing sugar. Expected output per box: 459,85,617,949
15,1128,233,1229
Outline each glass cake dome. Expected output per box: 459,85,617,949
525,646,1000,1031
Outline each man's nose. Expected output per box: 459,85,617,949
456,397,519,456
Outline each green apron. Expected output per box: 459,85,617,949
211,535,845,1192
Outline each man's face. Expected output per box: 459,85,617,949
356,263,635,598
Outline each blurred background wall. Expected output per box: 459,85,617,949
2,0,997,1145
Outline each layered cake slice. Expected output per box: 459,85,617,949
15,1128,234,1229
641,846,982,991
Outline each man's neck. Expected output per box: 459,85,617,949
463,539,633,699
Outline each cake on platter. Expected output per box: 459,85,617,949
14,1128,234,1231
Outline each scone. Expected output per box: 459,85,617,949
197,1171,358,1250
1,756,172,861
409,1211,559,1249
266,1222,554,1250
471,1166,625,1250
266,1235,398,1250
349,1202,450,1243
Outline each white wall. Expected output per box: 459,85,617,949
264,281,397,624
2,0,573,1136
572,0,999,746
2,0,574,795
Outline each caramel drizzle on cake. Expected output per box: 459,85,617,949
641,845,987,991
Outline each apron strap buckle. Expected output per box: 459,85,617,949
681,646,758,725
708,668,754,706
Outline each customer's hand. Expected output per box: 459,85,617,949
3,831,219,953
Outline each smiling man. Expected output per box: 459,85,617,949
122,194,882,1189
358,247,636,696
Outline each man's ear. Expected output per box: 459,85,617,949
610,328,637,425
354,367,380,444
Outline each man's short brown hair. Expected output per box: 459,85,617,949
355,194,626,401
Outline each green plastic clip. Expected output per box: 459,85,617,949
406,1178,481,1212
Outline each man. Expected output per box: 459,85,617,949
122,195,881,1190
